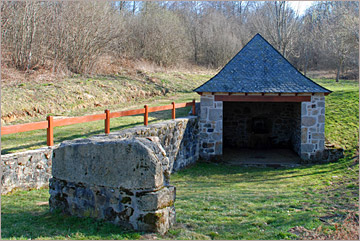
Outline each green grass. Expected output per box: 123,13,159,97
2,159,358,240
167,159,358,240
313,79,359,152
1,189,142,240
1,78,359,239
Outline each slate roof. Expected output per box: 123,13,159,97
194,34,331,94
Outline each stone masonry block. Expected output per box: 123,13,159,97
200,107,208,119
301,128,308,143
200,97,214,107
302,144,315,153
317,101,325,107
136,186,176,211
301,103,307,116
302,117,316,127
208,109,222,121
137,206,176,235
52,138,168,190
312,133,325,140
214,101,223,108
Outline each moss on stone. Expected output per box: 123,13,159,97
121,197,131,204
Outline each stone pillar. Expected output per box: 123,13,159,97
199,94,223,160
300,93,326,161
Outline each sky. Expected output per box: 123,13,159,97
287,1,315,16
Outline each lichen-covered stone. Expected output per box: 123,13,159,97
52,138,167,189
96,117,200,173
136,186,175,211
50,137,176,234
302,117,316,126
1,147,53,194
2,116,199,194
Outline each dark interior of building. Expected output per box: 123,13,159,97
223,101,302,164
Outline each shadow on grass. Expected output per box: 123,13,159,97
176,159,350,181
1,210,142,240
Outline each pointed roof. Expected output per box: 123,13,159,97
194,34,331,94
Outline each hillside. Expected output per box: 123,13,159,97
1,63,214,126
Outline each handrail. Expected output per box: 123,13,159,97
1,99,197,146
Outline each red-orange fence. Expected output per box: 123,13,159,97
1,100,196,146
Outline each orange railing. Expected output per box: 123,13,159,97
1,100,196,146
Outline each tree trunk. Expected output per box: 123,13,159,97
336,59,343,82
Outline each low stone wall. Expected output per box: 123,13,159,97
301,146,344,163
50,137,175,234
1,147,53,194
1,116,199,194
92,116,200,172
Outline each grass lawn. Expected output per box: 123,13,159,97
1,78,359,239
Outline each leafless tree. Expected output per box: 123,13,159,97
1,1,358,80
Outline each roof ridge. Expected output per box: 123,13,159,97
193,34,261,92
254,33,332,93
194,34,331,94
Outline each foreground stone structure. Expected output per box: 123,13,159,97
50,137,175,234
2,117,199,194
95,116,199,172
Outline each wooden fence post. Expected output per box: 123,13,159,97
144,105,148,126
47,116,54,146
105,109,110,134
172,102,176,119
192,99,196,115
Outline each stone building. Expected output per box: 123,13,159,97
194,34,331,161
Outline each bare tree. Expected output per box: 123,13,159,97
1,1,358,79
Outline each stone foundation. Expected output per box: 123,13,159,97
50,137,175,234
49,178,176,234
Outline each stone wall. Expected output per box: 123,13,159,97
1,147,53,194
300,94,326,160
199,94,223,159
2,116,199,194
199,93,327,161
50,137,175,234
223,102,301,150
91,116,199,172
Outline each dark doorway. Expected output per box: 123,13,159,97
223,102,301,152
